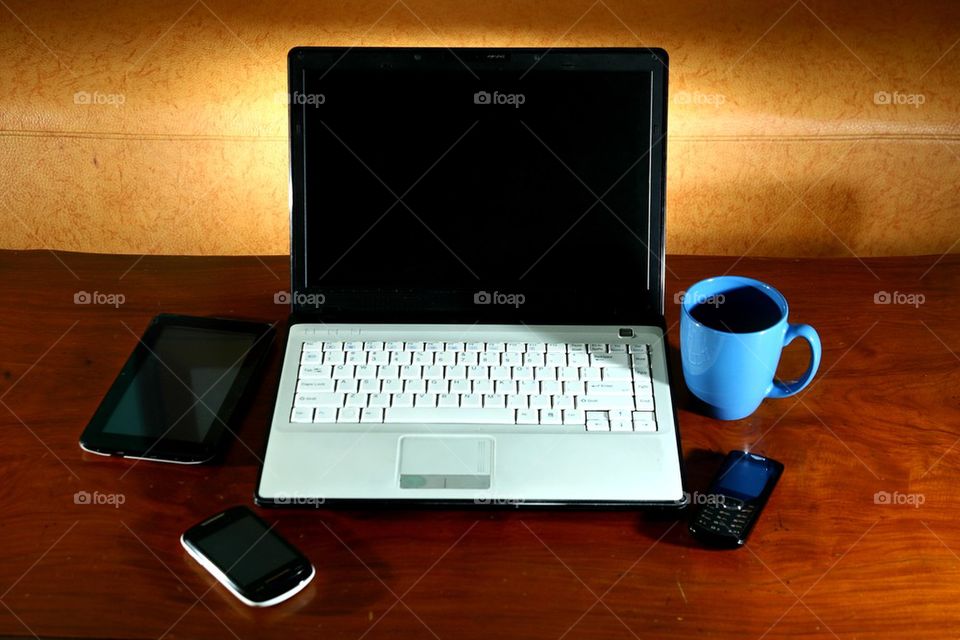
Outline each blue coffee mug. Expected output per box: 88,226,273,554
680,276,821,421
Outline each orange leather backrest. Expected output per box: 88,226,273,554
1,0,957,257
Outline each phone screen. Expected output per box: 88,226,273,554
191,514,301,588
714,453,773,500
100,325,256,443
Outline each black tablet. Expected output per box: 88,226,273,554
80,314,275,464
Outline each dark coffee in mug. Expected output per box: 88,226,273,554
689,285,784,334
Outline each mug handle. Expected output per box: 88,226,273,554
767,324,822,398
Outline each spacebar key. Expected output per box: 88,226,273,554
384,408,516,424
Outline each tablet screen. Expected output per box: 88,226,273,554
100,325,256,444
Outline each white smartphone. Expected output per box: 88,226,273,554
181,506,314,607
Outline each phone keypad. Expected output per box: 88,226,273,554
695,503,756,538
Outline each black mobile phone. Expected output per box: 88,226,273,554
688,450,784,548
79,314,275,464
181,506,314,607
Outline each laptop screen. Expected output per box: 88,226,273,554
291,49,666,323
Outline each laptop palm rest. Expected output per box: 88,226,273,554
398,436,493,490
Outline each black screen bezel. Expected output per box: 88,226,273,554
287,46,669,325
79,314,275,463
182,506,312,602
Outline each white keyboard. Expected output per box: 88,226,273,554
289,341,657,432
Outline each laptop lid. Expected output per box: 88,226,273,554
287,47,668,325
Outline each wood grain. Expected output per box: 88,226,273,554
0,250,958,639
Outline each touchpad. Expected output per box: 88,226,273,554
398,436,493,489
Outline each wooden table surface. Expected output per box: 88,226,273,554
0,249,958,640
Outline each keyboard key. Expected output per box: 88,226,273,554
445,342,464,352
483,393,506,408
335,379,358,394
608,344,628,353
413,352,434,366
506,394,528,409
529,395,551,409
586,381,633,395
446,365,467,380
378,365,400,379
368,351,390,365
390,352,412,365
365,341,384,350
591,353,629,368
313,408,337,423
346,351,367,365
384,408,516,424
361,408,384,423
291,407,313,423
461,393,482,408
301,342,323,351
299,365,332,379
332,365,354,379
382,379,403,393
427,379,447,393
322,342,342,351
435,351,456,366
602,367,632,381
384,341,404,351
586,419,609,432
578,396,635,411
392,393,414,408
298,379,335,393
359,379,380,393
633,412,657,432
517,409,539,424
636,396,655,412
355,365,376,379
345,393,368,408
337,407,361,423
401,365,422,380
610,420,633,432
415,393,437,408
473,380,494,394
300,351,322,364
506,342,526,353
322,351,346,365
553,395,575,410
449,379,471,394
540,409,562,424
438,393,459,408
563,409,585,424
404,380,426,394
479,352,500,366
368,393,391,408
545,353,566,367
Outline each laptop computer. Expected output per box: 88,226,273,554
256,47,685,506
